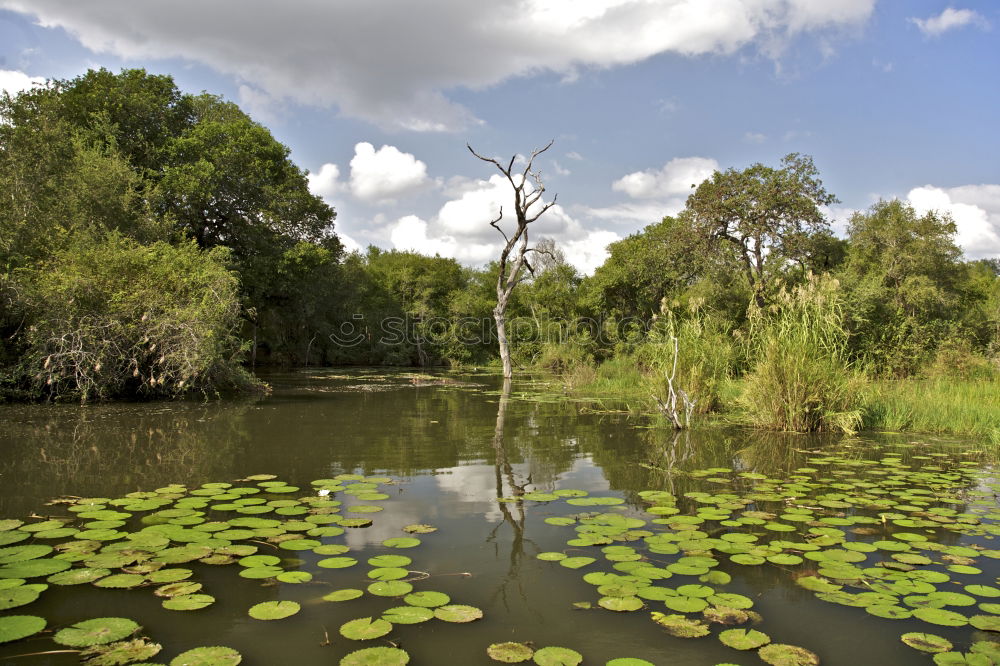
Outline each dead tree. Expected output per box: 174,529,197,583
467,140,556,380
652,335,697,430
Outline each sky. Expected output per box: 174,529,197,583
1,1,998,273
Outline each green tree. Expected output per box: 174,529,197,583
684,153,838,307
838,199,981,375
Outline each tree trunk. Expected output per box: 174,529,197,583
494,304,513,379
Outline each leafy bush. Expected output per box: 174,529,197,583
13,235,259,401
737,274,862,432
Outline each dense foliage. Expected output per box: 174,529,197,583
2,67,997,417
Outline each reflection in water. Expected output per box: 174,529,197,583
0,370,997,665
488,377,537,614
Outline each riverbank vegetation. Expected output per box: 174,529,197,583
1,69,997,438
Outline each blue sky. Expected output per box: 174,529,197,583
1,1,997,271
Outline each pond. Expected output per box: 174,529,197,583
1,369,999,665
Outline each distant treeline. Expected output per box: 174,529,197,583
1,68,997,405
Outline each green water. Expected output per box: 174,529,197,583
1,369,998,665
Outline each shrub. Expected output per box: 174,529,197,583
13,234,259,401
737,274,862,432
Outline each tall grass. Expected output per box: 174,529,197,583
737,275,863,433
640,302,736,414
861,379,1000,443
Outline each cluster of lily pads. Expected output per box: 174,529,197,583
0,473,489,665
514,448,1000,665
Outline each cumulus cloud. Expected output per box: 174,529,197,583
1,0,876,130
612,157,719,199
349,142,429,202
744,131,767,144
907,184,1000,259
0,69,45,96
910,7,989,37
307,163,344,200
387,174,618,272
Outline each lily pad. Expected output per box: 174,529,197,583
368,581,413,597
913,607,970,627
0,585,41,610
340,617,393,640
169,645,242,665
0,615,46,644
382,537,420,549
54,617,140,647
248,600,300,620
79,638,162,665
163,594,216,611
404,590,450,607
381,605,434,624
434,604,483,623
757,643,820,666
719,628,771,650
901,633,954,653
340,647,410,665
532,646,583,665
324,588,365,602
487,642,534,663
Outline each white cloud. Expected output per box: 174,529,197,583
307,163,344,200
907,184,1000,259
565,151,584,161
580,201,682,225
612,156,718,199
744,131,767,144
0,69,45,96
338,231,362,254
910,7,989,37
349,142,430,202
386,173,617,272
1,0,876,131
237,84,283,124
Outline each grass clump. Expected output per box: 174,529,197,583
736,275,862,433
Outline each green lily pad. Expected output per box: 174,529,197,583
79,638,162,665
93,573,146,589
404,590,450,607
365,580,412,597
340,617,393,640
54,617,140,647
318,556,358,569
970,615,1000,631
340,646,410,665
901,633,954,653
381,537,420,549
162,593,216,611
368,555,411,567
0,615,46,643
532,646,583,665
248,600,300,620
434,604,483,623
154,581,203,597
599,596,644,611
487,642,534,663
605,659,654,666
368,567,409,581
719,628,771,650
402,524,437,534
651,612,710,638
169,645,242,665
559,557,595,569
0,558,71,578
381,605,434,624
0,585,41,610
913,608,970,627
757,643,820,666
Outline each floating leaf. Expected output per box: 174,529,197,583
0,615,46,644
248,600,300,620
79,638,162,665
434,604,483,623
532,646,583,665
93,573,146,589
404,590,450,607
340,646,410,665
599,596,643,611
901,633,954,653
913,608,969,627
169,645,242,665
402,524,437,534
382,537,420,549
650,612,710,638
0,585,41,610
324,589,365,602
163,594,215,611
717,627,770,651
381,606,434,624
757,643,820,666
340,617,393,640
487,642,534,663
54,617,140,647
